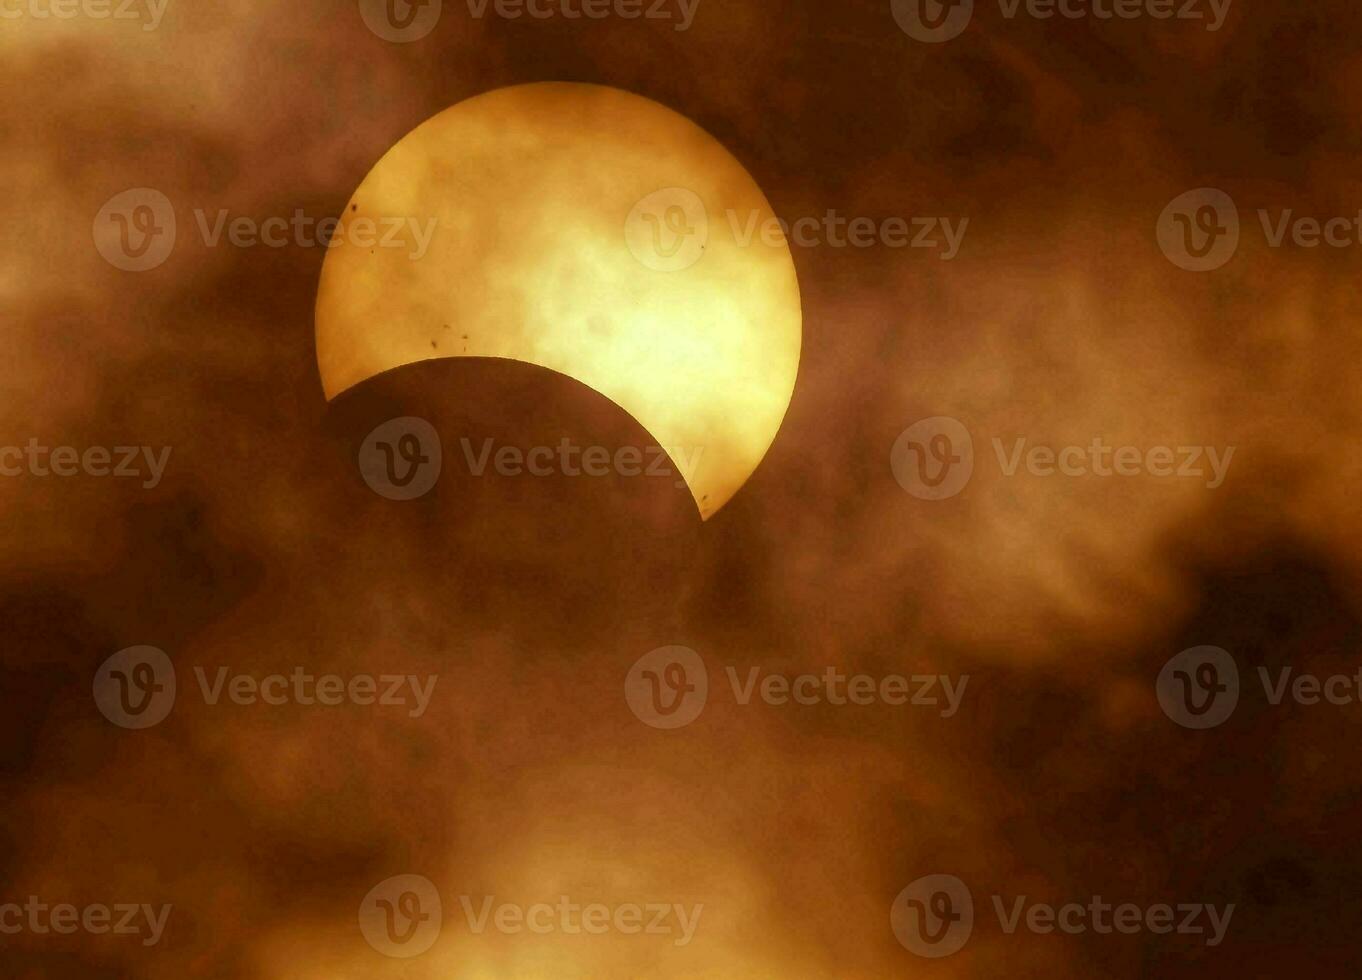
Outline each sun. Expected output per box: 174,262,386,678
315,82,802,519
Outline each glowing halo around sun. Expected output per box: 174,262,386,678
314,82,802,519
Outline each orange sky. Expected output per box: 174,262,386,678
4,1,1362,976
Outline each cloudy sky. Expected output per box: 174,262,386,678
4,0,1362,975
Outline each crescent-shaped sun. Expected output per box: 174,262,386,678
315,82,802,519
